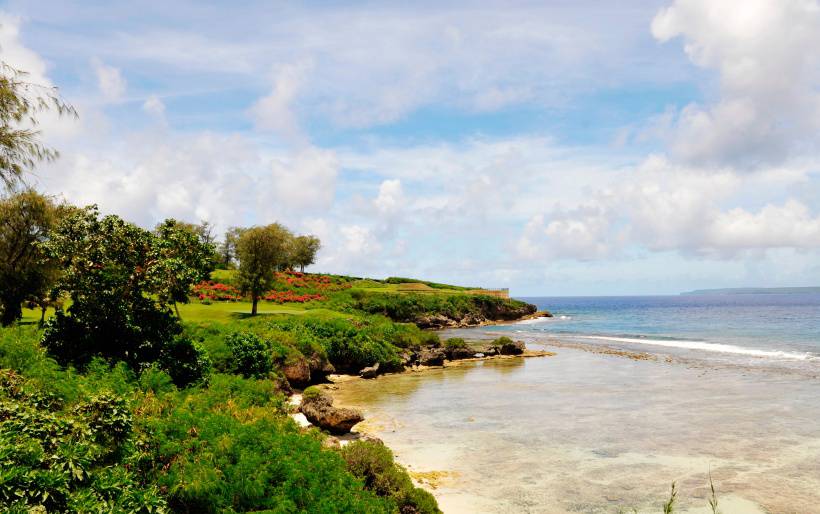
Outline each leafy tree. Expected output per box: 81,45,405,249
217,226,244,269
0,62,76,189
0,190,68,326
291,234,321,272
41,207,213,382
236,223,292,315
153,219,217,317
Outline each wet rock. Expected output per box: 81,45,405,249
359,362,380,379
301,389,364,434
417,348,446,366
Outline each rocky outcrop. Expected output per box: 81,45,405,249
359,362,380,379
307,353,335,382
283,357,311,386
446,346,475,360
495,339,526,355
414,301,538,329
417,348,446,366
300,389,364,434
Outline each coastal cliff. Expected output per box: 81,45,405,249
353,292,539,329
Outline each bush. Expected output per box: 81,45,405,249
225,331,273,378
0,370,168,513
41,298,181,372
444,338,467,350
144,375,391,513
341,440,441,514
157,335,211,387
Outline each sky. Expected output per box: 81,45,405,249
2,0,820,295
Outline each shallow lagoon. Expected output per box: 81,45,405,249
333,342,820,513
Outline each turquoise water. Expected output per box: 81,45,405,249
485,294,820,368
333,294,820,513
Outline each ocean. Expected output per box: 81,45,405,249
494,294,820,369
333,293,820,513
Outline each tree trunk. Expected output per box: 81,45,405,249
173,301,182,320
251,296,258,316
300,264,305,273
39,304,47,327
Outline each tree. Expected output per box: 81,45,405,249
41,206,212,380
153,219,217,318
0,190,67,326
0,62,76,189
236,223,292,315
218,226,244,269
291,234,321,273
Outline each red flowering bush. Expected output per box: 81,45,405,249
193,281,242,302
263,290,325,304
271,272,351,292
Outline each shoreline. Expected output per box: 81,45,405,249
324,337,804,513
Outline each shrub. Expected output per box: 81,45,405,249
444,338,467,350
0,371,168,513
144,375,390,513
157,335,212,387
341,440,441,514
225,332,272,378
41,299,181,372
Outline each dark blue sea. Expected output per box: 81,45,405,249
484,294,820,369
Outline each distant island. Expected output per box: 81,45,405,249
681,286,820,295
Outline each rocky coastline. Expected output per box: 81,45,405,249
288,335,554,435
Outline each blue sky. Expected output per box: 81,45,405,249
2,0,820,295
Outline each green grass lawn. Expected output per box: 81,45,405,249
177,300,314,322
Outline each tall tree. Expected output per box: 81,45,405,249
41,206,213,371
291,235,321,273
218,226,244,269
154,219,217,318
236,223,292,315
0,63,76,189
0,190,65,325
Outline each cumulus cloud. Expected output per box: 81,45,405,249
652,0,820,168
267,146,338,213
91,57,126,101
250,61,311,144
515,155,820,260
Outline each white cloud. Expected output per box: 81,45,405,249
652,0,820,168
373,179,403,215
250,61,311,143
142,95,165,118
91,57,126,101
267,146,338,213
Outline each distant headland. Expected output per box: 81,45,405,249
681,286,820,295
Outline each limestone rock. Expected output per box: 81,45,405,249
417,348,446,366
301,390,364,434
282,358,311,386
498,340,526,355
359,362,380,379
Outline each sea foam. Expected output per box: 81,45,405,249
580,335,816,361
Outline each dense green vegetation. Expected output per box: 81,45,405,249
0,319,440,513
